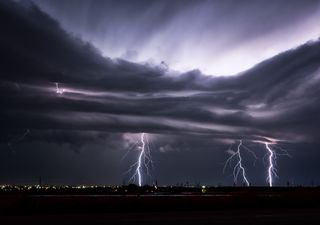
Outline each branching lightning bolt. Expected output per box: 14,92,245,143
224,140,252,186
224,137,290,187
124,133,153,186
136,133,146,186
262,141,291,187
265,143,275,187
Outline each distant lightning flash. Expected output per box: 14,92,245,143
55,82,65,94
7,129,30,152
224,140,252,186
125,133,153,186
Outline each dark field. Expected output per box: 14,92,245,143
1,186,320,224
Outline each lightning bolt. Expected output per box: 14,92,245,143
263,141,291,187
224,140,251,186
136,133,146,186
7,129,30,152
125,133,153,186
224,137,290,187
265,143,275,187
55,82,65,94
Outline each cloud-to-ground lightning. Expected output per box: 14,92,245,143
55,82,65,94
261,140,291,187
224,140,254,186
136,133,146,186
265,143,275,187
124,133,153,186
224,136,292,187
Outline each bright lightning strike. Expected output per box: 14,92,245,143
224,140,252,186
136,133,146,186
125,133,153,187
263,142,291,187
55,82,65,94
257,138,291,187
224,137,290,187
265,143,275,187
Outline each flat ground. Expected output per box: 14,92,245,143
1,187,320,225
1,209,320,225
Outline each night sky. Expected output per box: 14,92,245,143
1,0,320,186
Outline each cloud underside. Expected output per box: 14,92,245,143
1,0,320,146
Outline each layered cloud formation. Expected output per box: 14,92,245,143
33,0,320,75
1,0,320,185
1,0,320,144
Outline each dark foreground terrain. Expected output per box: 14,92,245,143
1,186,320,225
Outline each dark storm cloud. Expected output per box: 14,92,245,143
1,0,320,148
32,0,320,75
34,0,319,40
